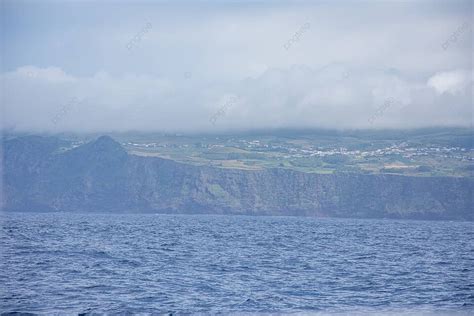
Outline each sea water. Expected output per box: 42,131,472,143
1,213,473,315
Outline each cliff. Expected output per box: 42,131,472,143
2,136,472,220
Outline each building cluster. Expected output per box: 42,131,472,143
123,139,473,162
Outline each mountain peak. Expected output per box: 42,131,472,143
72,135,127,158
95,135,119,145
91,135,124,150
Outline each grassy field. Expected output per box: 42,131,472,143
38,128,473,177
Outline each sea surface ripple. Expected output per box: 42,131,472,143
1,213,473,315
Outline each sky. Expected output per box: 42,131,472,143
1,0,473,133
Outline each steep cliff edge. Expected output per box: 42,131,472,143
2,136,473,220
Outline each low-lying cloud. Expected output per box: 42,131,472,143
2,65,472,133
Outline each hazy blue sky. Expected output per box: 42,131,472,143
1,0,472,133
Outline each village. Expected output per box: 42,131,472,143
122,138,473,163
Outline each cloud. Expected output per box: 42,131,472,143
0,0,472,132
1,64,472,133
16,66,75,82
427,69,472,94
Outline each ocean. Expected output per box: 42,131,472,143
1,213,473,315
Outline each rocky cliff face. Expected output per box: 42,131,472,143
2,136,473,220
